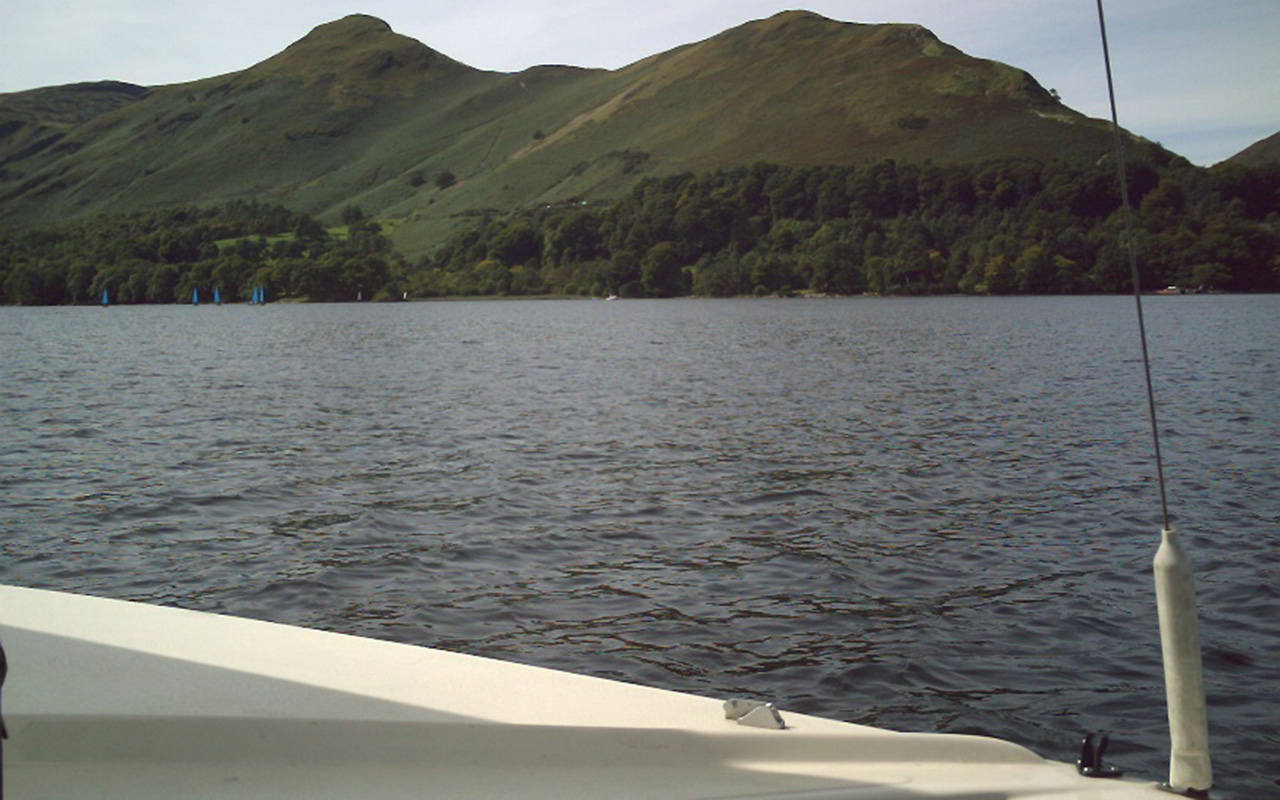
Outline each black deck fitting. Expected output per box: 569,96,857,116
1077,732,1125,779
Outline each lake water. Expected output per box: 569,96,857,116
1,295,1275,795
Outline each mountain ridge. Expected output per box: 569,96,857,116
0,10,1170,255
1226,130,1280,167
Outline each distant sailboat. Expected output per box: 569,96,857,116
192,288,199,306
214,287,221,306
101,288,109,307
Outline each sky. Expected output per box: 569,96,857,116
1,1,1275,166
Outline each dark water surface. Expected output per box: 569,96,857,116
2,296,1276,795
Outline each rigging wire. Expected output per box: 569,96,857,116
1095,0,1171,531
1096,5,1212,794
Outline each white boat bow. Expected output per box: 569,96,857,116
0,584,1174,799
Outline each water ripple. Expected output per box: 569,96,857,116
0,297,1276,796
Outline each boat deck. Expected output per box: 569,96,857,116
1,585,1172,799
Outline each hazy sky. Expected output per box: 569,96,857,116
1,1,1275,165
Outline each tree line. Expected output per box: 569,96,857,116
1,156,1277,304
417,156,1278,297
0,201,406,305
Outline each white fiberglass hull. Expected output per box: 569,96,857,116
1,584,1170,799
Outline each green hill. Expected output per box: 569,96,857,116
0,11,1170,257
1226,130,1280,167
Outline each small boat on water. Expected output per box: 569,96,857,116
0,584,1180,799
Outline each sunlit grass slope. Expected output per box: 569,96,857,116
0,11,1163,257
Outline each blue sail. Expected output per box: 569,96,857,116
214,287,221,305
101,288,108,307
192,288,199,306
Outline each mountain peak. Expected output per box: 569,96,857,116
247,13,468,86
302,14,394,40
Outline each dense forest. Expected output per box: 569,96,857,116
420,157,1279,298
1,157,1276,304
0,201,405,305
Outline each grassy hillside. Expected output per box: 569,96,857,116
383,11,1158,255
0,11,1171,258
1227,130,1280,167
0,81,147,181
